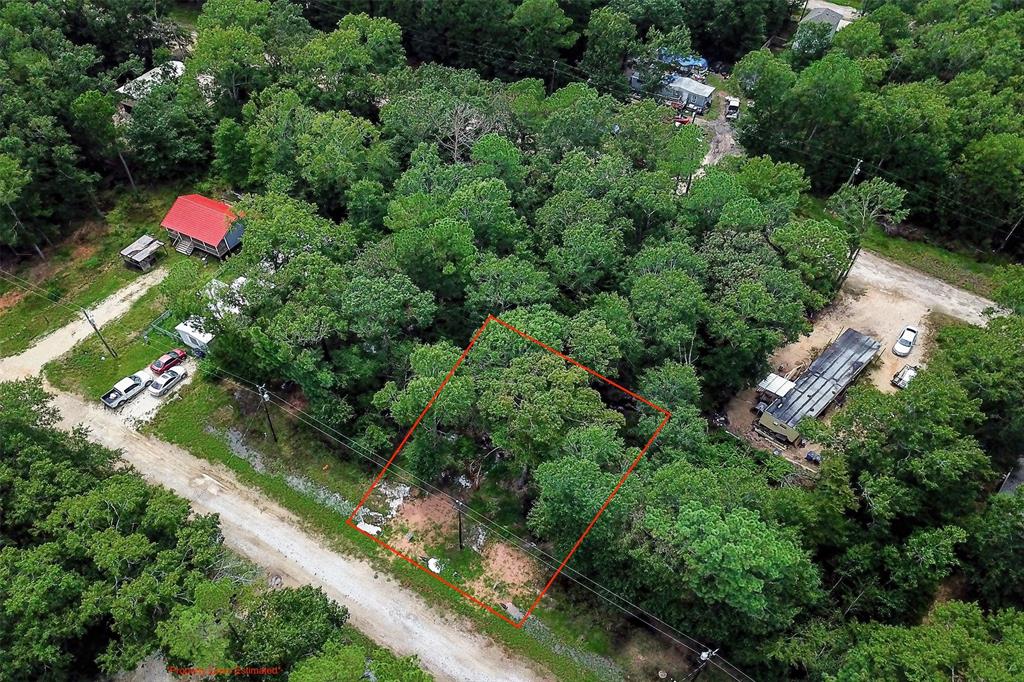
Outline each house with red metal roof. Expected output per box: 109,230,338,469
160,194,244,259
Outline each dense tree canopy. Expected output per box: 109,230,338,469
735,1,1024,253
7,1,1024,679
0,379,431,680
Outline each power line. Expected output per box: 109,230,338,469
0,269,121,356
190,350,755,682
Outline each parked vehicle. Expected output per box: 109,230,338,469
891,364,919,389
892,326,919,357
725,97,740,120
149,348,187,375
149,367,187,397
805,451,822,465
101,373,152,408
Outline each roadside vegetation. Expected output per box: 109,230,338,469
799,195,1005,298
0,379,431,681
0,188,189,357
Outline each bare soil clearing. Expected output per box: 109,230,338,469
390,494,459,556
390,492,545,610
0,288,25,312
469,542,545,606
694,91,742,171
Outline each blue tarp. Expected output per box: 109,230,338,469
657,50,708,71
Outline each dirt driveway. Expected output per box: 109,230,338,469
0,266,167,372
725,249,997,467
0,280,551,682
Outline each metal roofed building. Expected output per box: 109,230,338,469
801,7,845,34
661,76,716,112
999,457,1024,494
757,373,796,400
115,61,185,117
758,329,881,444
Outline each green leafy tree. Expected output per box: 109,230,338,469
72,90,137,190
771,219,851,299
478,354,624,466
465,254,557,317
830,601,1024,680
963,493,1024,611
832,20,885,60
790,21,833,70
510,0,579,64
122,83,214,181
827,176,909,234
579,8,636,95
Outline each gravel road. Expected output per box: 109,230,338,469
0,278,550,682
847,250,996,326
0,266,167,375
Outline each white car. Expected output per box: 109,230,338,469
892,326,919,357
148,367,187,397
725,97,740,120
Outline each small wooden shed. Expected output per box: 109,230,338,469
119,234,164,272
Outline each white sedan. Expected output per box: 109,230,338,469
892,326,919,357
148,367,187,397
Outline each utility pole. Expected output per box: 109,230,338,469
997,212,1023,252
455,501,465,551
258,384,278,442
82,308,117,358
549,59,558,93
846,158,863,186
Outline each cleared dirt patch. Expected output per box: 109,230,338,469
725,285,933,468
770,284,931,395
0,289,25,312
389,494,459,556
467,541,544,605
724,249,996,470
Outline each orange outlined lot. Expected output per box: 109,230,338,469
346,314,672,628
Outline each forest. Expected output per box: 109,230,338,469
1,0,1023,680
735,0,1024,254
0,379,431,681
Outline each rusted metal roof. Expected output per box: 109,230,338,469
765,329,881,428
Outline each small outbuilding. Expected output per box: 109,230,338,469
119,234,164,272
801,7,845,35
757,373,796,401
160,194,244,259
115,61,185,118
757,329,881,444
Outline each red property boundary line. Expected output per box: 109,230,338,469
346,314,672,628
